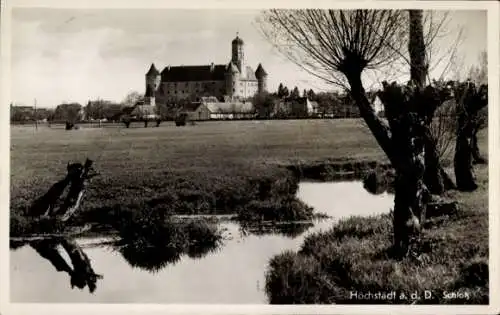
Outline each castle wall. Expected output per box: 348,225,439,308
237,80,259,99
159,80,227,102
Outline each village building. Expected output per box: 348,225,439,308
274,97,319,118
178,96,256,120
178,102,211,121
204,100,255,120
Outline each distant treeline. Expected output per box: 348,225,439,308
10,85,368,124
10,100,126,124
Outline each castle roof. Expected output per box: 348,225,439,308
232,35,244,45
161,64,226,82
255,63,268,77
146,63,160,76
204,101,254,114
181,102,205,112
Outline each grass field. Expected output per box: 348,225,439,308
10,119,489,304
10,119,384,179
10,119,385,223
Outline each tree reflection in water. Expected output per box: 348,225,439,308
117,241,183,272
115,219,224,273
363,170,395,195
11,237,103,293
11,217,316,283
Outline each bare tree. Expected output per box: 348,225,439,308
430,50,487,166
122,91,143,107
452,81,488,191
467,51,488,164
259,9,455,255
429,95,456,162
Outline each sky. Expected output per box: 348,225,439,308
10,8,487,108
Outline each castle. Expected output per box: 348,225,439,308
144,34,268,106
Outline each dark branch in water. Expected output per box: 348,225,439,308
15,158,103,293
30,238,103,293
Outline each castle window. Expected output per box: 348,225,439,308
233,88,235,92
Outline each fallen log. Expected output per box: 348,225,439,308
11,158,102,293
57,158,99,221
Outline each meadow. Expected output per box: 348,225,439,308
10,119,384,225
10,119,489,304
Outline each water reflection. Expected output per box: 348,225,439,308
10,239,28,250
113,218,224,273
10,181,394,303
116,230,223,273
17,237,103,293
117,241,183,272
362,171,395,195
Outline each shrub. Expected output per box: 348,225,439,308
238,197,313,222
181,219,223,258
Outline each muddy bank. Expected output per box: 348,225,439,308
283,159,396,196
284,160,392,181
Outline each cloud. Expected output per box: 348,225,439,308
11,17,147,106
12,8,260,36
10,8,487,107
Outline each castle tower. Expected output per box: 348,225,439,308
231,34,245,78
225,61,240,99
145,63,160,106
255,63,268,94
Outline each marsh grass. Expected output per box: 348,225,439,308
265,164,489,304
239,221,315,239
10,213,67,237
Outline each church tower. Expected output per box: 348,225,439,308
145,63,160,106
231,34,246,78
